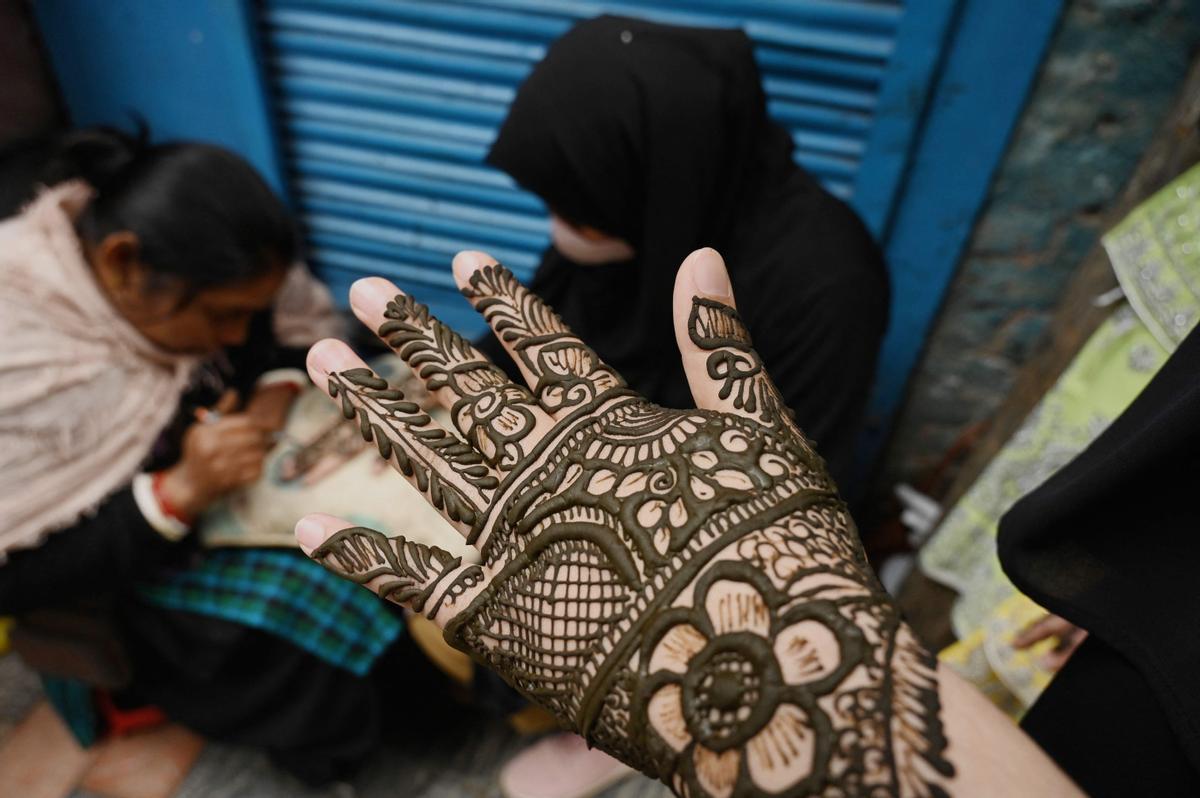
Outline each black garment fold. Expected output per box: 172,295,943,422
999,323,1200,780
482,16,889,486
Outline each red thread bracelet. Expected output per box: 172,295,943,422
264,379,303,395
151,471,194,525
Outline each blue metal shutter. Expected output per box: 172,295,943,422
256,0,956,333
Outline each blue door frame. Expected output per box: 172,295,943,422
33,0,1064,465
31,1,288,197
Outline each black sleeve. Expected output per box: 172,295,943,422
221,312,294,396
750,272,888,490
0,486,187,615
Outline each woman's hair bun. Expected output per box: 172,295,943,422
41,122,150,192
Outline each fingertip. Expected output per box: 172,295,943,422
452,250,497,285
682,247,732,301
305,338,353,389
684,246,722,264
349,277,400,318
671,248,735,351
295,516,326,555
295,513,341,555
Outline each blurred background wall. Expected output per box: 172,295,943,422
15,0,1200,511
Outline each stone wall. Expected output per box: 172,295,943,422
876,0,1200,509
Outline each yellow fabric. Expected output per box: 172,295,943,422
507,704,559,735
939,595,1058,719
0,616,12,655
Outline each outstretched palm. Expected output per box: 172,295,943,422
300,249,952,798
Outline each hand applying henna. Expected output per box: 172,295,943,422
295,249,1080,798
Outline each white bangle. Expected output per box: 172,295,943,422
131,473,191,542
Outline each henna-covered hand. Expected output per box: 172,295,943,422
296,249,969,797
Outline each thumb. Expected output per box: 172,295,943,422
671,248,785,427
213,389,240,415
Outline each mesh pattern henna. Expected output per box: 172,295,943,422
310,264,955,797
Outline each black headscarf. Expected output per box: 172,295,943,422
999,322,1200,777
484,16,889,486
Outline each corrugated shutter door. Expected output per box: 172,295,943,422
257,0,937,333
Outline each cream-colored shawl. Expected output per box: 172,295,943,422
0,182,339,557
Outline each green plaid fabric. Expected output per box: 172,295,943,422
137,549,401,676
42,675,98,747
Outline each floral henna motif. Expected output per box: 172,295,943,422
638,562,865,796
377,292,542,469
462,263,626,413
315,276,955,797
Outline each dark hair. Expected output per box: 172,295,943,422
43,125,296,293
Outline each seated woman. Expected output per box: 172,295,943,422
0,128,423,785
476,16,890,795
482,16,889,489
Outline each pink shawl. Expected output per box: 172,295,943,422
0,182,338,557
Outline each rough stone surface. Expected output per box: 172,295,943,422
876,0,1200,508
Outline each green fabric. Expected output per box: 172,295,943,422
919,162,1200,708
137,548,402,676
920,306,1168,635
41,676,98,747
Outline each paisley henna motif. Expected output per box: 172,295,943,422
310,266,955,797
462,264,627,413
315,526,481,616
376,292,542,470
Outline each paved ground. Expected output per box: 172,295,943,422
0,653,670,798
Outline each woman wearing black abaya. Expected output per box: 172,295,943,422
483,17,889,797
998,323,1200,795
480,15,888,492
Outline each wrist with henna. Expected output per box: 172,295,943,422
304,259,956,798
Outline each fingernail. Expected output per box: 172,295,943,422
452,250,495,282
691,248,732,298
295,517,327,553
349,278,396,313
305,341,334,383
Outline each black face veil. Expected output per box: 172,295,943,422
999,322,1200,776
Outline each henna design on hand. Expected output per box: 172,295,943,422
310,266,955,797
375,293,544,471
462,264,627,414
328,368,495,529
689,298,803,439
315,526,482,616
